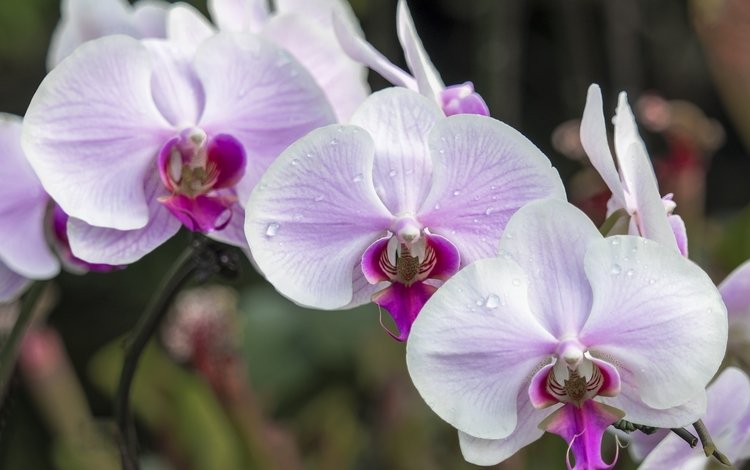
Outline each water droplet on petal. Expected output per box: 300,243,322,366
648,278,656,285
475,299,484,306
305,152,314,159
473,218,479,223
265,222,280,237
473,194,481,201
626,269,635,277
293,214,303,221
388,169,397,177
314,194,324,202
512,278,521,286
352,173,364,183
291,159,298,166
611,264,622,275
453,190,461,196
484,207,493,216
611,238,620,246
434,203,441,210
484,294,500,309
439,149,445,155
505,232,513,239
330,138,338,145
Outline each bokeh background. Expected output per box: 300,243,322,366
1,0,750,469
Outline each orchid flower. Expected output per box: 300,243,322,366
0,115,59,301
48,0,169,69
718,260,750,363
406,199,727,468
23,33,335,266
636,367,750,469
580,84,687,256
245,87,564,341
165,0,369,121
333,0,489,117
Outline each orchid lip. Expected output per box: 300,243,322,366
157,130,246,232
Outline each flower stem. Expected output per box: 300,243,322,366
114,236,240,470
0,281,49,401
670,427,698,447
693,419,731,466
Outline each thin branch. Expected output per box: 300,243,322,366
0,281,48,401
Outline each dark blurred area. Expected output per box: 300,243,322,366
1,0,750,469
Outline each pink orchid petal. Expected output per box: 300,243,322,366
332,13,417,91
350,88,442,215
0,115,59,279
406,257,558,440
208,0,268,33
166,3,215,51
396,0,445,100
204,198,248,249
639,368,750,468
262,13,369,121
208,134,247,189
361,235,390,284
528,362,558,409
47,0,138,68
347,263,389,308
67,172,181,265
419,115,566,266
23,36,172,230
0,263,31,303
142,39,205,126
496,200,599,338
667,213,688,257
720,260,750,347
439,83,490,116
245,125,393,309
161,194,233,233
579,235,727,418
275,0,361,31
372,281,436,342
131,1,170,37
51,205,119,272
589,355,620,397
194,32,336,195
623,142,678,251
541,401,623,470
579,84,626,209
458,392,551,466
425,232,460,280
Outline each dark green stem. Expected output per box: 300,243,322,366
0,281,48,401
114,237,240,470
670,427,698,447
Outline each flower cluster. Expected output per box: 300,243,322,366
1,0,746,468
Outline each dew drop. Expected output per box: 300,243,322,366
330,138,338,145
453,190,461,196
475,299,484,306
626,269,635,277
291,159,298,166
265,222,280,237
293,213,303,221
611,264,622,275
484,207,493,216
434,203,441,210
473,218,479,223
473,194,481,201
484,294,500,309
611,238,620,246
648,278,656,285
439,149,445,155
352,173,364,183
490,185,496,190
512,278,521,286
505,232,513,239
305,152,314,159
314,194,325,202
388,169,397,177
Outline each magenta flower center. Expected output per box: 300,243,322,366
378,236,437,287
156,128,247,233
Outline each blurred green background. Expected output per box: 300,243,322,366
1,0,750,469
